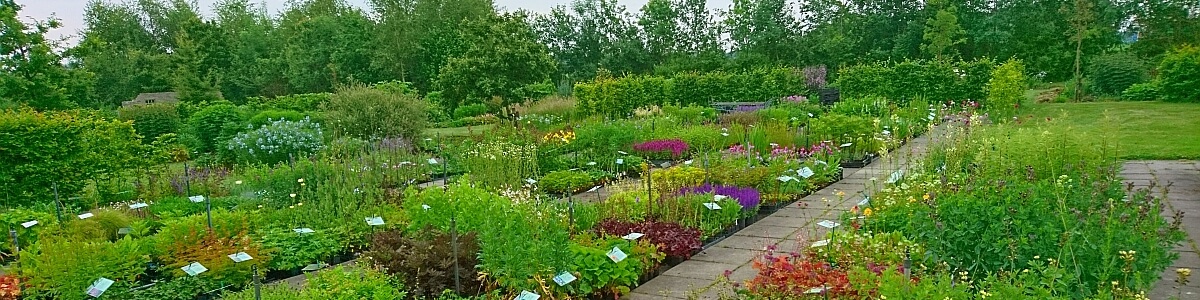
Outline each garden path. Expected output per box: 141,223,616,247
627,130,937,300
1125,160,1200,300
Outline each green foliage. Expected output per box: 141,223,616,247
836,59,995,104
324,86,428,141
187,103,244,153
541,170,594,195
16,237,150,300
301,265,407,300
921,0,965,59
1086,52,1149,96
153,210,269,284
249,110,308,127
575,68,808,117
438,12,557,111
1156,45,1200,103
118,103,182,142
247,93,332,113
1,208,55,253
0,1,80,110
0,109,143,209
259,227,342,271
556,235,662,296
452,103,490,119
985,59,1027,121
1121,82,1160,101
456,139,540,189
648,166,706,195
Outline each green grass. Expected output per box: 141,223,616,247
424,123,496,137
1017,101,1200,159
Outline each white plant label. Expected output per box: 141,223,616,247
129,202,149,209
607,247,628,263
86,277,115,297
616,159,624,165
228,252,253,263
622,232,644,240
302,263,325,271
659,162,671,168
805,287,827,294
703,202,722,210
20,220,38,228
858,197,870,206
422,204,431,210
586,161,597,166
515,290,541,300
427,158,438,165
810,240,830,247
553,271,577,286
684,160,694,165
188,195,205,203
721,133,730,137
618,151,628,155
293,228,315,234
776,175,796,183
840,143,853,148
78,213,94,219
713,195,728,201
815,160,828,166
181,262,208,276
586,186,601,193
365,216,385,226
798,167,815,178
817,220,840,229
525,178,537,184
808,113,814,117
887,170,905,184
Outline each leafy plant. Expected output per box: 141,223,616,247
452,103,490,119
364,228,484,298
324,85,428,140
16,237,150,300
985,59,1027,121
1087,52,1149,95
154,210,271,283
0,275,17,300
596,219,701,259
187,103,244,153
1156,45,1200,103
541,170,594,195
1121,82,1160,101
118,103,183,142
648,166,706,196
259,227,342,271
556,234,662,297
633,139,690,160
302,265,407,300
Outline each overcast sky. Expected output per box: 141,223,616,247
18,0,735,44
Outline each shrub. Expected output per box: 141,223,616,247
648,166,706,196
259,227,342,271
516,96,577,119
365,228,483,298
1157,45,1200,103
452,103,490,119
557,235,661,296
154,210,270,284
1,208,55,253
1087,52,1149,95
324,86,427,141
223,118,324,165
0,275,17,300
541,170,595,195
575,68,808,118
187,103,244,153
985,59,1027,121
246,93,331,112
661,105,716,124
302,265,407,299
596,219,701,259
248,110,308,127
836,59,994,103
1121,82,1160,101
118,103,182,142
0,109,142,209
16,237,150,300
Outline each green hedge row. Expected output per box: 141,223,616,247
835,59,996,105
574,68,809,117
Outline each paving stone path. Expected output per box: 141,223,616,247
628,130,937,299
1125,160,1200,300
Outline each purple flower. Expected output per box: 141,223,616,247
678,184,761,209
633,139,689,158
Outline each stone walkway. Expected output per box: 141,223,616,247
1125,160,1200,300
628,132,935,299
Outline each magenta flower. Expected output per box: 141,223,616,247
633,139,689,158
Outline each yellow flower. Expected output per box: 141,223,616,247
923,194,930,200
1178,268,1191,277
863,208,873,217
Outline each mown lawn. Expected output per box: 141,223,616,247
1017,101,1200,159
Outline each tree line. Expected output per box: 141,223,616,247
1,0,1197,111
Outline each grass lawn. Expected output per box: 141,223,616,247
1017,101,1200,159
424,123,496,137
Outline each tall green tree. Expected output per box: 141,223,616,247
535,0,649,86
922,0,966,59
437,12,557,111
278,0,382,93
725,0,798,66
0,0,82,110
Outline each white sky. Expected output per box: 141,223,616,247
17,0,735,45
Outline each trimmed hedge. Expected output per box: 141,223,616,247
835,59,996,105
574,68,809,117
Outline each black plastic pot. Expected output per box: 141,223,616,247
840,155,874,168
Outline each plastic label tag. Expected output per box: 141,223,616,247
228,252,253,263
810,240,830,247
607,247,628,263
86,277,115,297
188,195,205,203
21,220,38,228
616,159,624,165
622,233,644,240
817,220,840,229
798,167,815,178
553,271,577,286
294,228,315,234
365,217,385,226
181,262,208,276
703,202,722,210
515,290,541,300
78,213,94,219
129,202,149,209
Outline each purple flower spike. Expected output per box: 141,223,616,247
678,184,761,210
